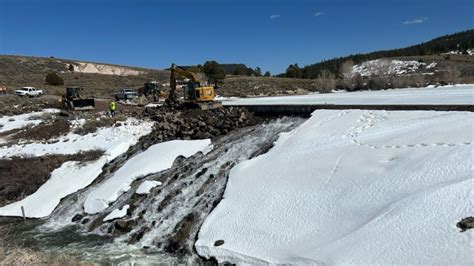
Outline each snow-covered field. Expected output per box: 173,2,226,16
223,84,474,106
196,109,473,264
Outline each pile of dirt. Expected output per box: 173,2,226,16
143,106,260,143
0,150,103,207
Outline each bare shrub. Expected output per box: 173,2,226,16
390,76,408,89
0,150,104,206
367,76,389,90
444,66,461,84
45,72,64,86
339,59,354,79
407,74,426,87
315,70,336,93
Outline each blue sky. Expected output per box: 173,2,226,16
0,0,473,74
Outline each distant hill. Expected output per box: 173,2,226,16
283,29,474,78
0,55,169,96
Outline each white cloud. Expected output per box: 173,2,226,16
270,14,281,20
314,12,324,17
403,17,428,24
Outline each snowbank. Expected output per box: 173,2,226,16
0,109,59,134
0,118,154,218
223,84,474,106
84,139,213,214
136,181,162,195
196,110,474,264
104,205,130,221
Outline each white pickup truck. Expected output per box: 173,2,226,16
15,87,43,97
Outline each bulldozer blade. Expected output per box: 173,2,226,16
72,99,95,110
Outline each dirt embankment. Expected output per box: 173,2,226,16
0,150,103,207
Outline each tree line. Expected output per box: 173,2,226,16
281,29,474,79
182,62,271,81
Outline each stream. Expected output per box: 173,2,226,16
4,117,304,264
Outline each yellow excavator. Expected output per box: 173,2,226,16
169,64,222,109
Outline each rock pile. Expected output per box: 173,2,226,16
144,106,259,143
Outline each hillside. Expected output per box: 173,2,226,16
1,30,473,99
288,29,474,78
0,55,169,97
218,76,319,97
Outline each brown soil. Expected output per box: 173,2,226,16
0,95,62,116
10,118,70,141
0,150,104,207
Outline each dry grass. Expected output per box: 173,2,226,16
0,95,62,116
220,76,318,97
1,249,84,265
73,115,127,135
0,55,169,98
0,150,104,207
10,118,70,141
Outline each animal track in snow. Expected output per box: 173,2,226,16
347,111,472,150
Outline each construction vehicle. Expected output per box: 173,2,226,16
142,81,161,97
115,88,139,101
62,87,95,110
169,64,222,109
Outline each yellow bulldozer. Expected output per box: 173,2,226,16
169,64,222,109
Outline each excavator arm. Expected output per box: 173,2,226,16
169,63,203,103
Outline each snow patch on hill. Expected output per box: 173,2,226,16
69,62,144,76
352,59,437,76
196,110,473,264
444,49,474,56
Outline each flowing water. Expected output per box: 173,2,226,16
6,117,304,264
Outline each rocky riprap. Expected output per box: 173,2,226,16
457,217,474,232
143,106,260,143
